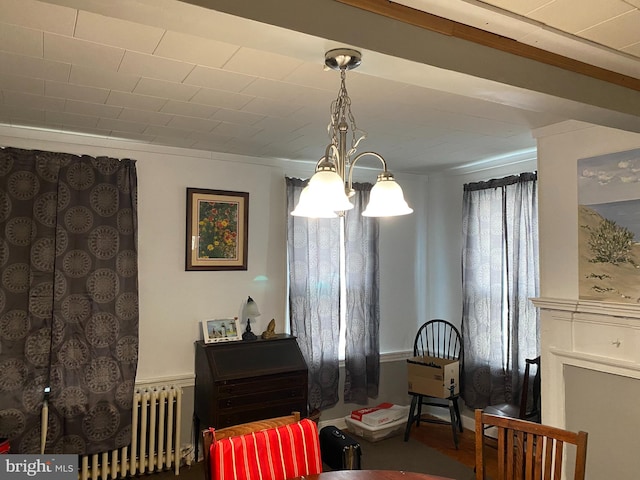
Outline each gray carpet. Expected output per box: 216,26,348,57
152,431,475,480
344,432,475,480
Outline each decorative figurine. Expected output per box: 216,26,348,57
261,319,276,339
242,319,257,341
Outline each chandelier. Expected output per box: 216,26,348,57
291,48,413,218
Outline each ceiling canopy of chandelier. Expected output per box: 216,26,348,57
291,48,413,219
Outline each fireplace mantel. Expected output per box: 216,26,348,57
531,297,640,430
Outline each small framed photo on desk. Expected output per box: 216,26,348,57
202,317,241,344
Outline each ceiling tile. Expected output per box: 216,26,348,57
159,100,218,119
106,91,167,111
143,124,194,138
45,110,99,128
45,80,109,103
133,77,199,102
117,108,173,126
2,90,64,111
75,10,164,53
579,10,640,49
69,65,140,92
0,22,44,57
118,51,195,82
189,88,253,110
0,51,70,82
0,105,46,122
479,0,554,16
0,73,44,95
222,47,303,80
64,99,122,119
44,33,125,70
166,115,219,133
241,78,328,104
241,97,304,118
154,30,238,68
283,62,338,91
97,117,148,134
622,42,640,57
0,0,76,36
530,0,635,34
211,108,264,125
211,121,261,137
182,66,255,92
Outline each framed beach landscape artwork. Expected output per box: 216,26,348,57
186,188,249,271
577,148,640,303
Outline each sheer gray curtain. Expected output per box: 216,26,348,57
286,177,340,411
344,182,379,404
0,147,138,454
461,172,539,409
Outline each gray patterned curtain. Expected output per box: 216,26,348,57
286,177,340,411
461,172,539,409
0,147,138,455
344,182,379,404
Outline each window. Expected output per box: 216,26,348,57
285,177,380,410
460,172,539,408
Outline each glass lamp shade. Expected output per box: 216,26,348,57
246,296,261,317
308,170,354,212
362,177,413,217
291,186,338,218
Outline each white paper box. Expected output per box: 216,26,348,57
344,413,408,442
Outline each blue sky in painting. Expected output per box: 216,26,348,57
578,148,640,205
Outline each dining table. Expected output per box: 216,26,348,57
291,470,453,480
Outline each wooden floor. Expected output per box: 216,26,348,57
409,416,498,480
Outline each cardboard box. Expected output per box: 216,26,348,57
350,403,409,427
407,355,459,398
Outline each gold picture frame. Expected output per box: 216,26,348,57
202,318,241,344
186,188,249,271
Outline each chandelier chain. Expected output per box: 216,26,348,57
328,68,366,162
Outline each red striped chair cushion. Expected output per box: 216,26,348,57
210,418,323,480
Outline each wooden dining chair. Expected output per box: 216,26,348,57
202,411,323,480
404,319,463,448
484,356,541,423
475,409,588,480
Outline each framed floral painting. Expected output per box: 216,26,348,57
186,188,249,271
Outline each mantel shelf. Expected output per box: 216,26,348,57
531,297,640,320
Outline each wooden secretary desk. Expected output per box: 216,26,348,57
193,334,308,459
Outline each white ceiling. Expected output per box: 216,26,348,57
0,0,638,174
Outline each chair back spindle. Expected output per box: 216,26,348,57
475,410,588,480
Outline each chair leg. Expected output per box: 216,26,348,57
404,395,419,441
416,395,423,427
448,400,459,449
453,397,463,432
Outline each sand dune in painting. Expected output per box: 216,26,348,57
579,205,640,303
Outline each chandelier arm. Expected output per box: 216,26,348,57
347,151,389,190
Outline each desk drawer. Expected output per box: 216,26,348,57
218,386,306,410
218,371,305,396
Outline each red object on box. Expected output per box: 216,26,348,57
350,402,394,422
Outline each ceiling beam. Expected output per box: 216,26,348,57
337,0,640,93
